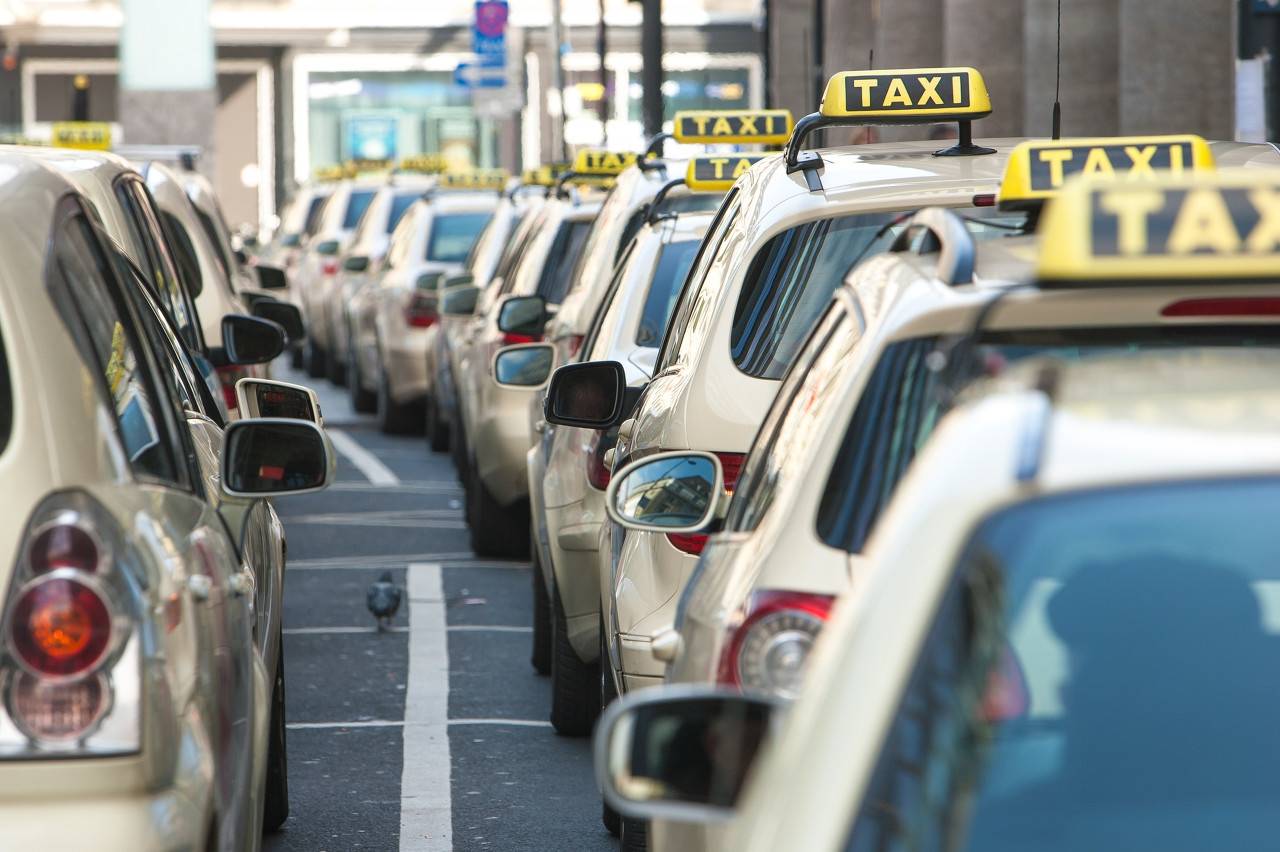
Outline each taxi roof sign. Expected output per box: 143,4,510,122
521,163,571,187
672,110,794,146
1036,169,1280,285
1000,135,1215,209
52,121,111,151
399,154,447,174
572,149,638,176
819,67,991,123
437,169,509,191
685,154,767,192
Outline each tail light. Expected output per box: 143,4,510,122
502,332,539,345
717,589,834,699
666,451,747,555
1161,297,1280,317
322,258,340,277
216,365,249,411
404,291,439,329
586,430,617,491
566,335,586,359
9,575,113,678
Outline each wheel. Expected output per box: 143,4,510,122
449,403,469,478
601,618,621,836
620,818,649,852
549,581,600,736
305,339,326,379
262,637,289,832
530,539,551,676
348,346,376,413
290,346,304,370
424,393,450,452
326,343,347,386
376,359,422,435
466,462,530,558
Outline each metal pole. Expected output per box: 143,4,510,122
641,0,664,140
549,0,568,160
597,0,609,144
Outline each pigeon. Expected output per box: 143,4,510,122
366,571,403,631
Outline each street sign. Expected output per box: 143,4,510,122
454,61,507,89
473,1,508,66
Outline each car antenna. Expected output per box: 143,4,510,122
868,48,874,70
1051,0,1063,139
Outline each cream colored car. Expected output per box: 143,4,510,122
0,151,334,849
354,190,496,433
597,348,1280,852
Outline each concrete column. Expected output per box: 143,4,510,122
874,0,943,140
1119,0,1235,138
768,0,818,121
118,0,216,179
1023,0,1119,137
945,0,1024,137
824,0,874,83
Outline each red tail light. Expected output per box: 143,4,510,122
972,193,997,207
717,589,834,699
586,430,616,491
29,522,100,574
216,365,247,411
404,292,439,329
322,258,339,277
567,334,586,358
1161,297,1280,317
9,576,114,678
666,451,747,555
502,332,539,345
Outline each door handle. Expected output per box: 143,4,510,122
229,573,255,599
187,574,212,602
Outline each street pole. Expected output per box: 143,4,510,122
597,0,609,144
549,0,568,160
641,0,663,141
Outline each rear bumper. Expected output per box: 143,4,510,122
0,787,208,851
385,332,430,403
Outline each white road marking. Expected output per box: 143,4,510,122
288,718,553,730
448,719,552,728
400,562,452,852
446,625,533,634
327,428,401,486
284,626,410,635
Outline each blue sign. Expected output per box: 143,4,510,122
454,62,506,89
473,1,508,65
344,115,398,162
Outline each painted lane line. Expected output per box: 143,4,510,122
288,720,405,730
284,626,410,635
400,562,451,852
448,718,552,728
446,625,533,634
289,718,554,731
327,428,401,486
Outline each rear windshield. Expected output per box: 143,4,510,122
343,189,377,230
815,325,1280,555
732,208,1022,379
847,476,1280,851
537,220,594,304
636,238,701,347
427,212,493,263
387,192,421,233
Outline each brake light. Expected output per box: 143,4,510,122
972,193,997,207
502,332,539,345
322,258,339,277
404,291,439,329
586,430,616,491
216,365,247,411
1161,297,1280,317
10,576,114,678
717,589,834,699
567,334,586,359
666,452,746,555
29,521,100,574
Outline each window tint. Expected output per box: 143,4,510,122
536,220,593,304
493,210,543,287
636,238,700,347
115,179,200,352
343,189,377,229
193,205,232,285
303,194,329,235
159,210,204,300
657,189,739,372
847,477,1280,852
387,192,421,233
581,240,639,360
427,212,493,263
51,215,178,482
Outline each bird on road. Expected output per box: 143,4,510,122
367,571,403,631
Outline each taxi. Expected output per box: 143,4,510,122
503,188,717,735
597,166,1280,850
596,343,1280,852
262,183,331,274
542,67,1025,700
0,150,334,849
444,172,604,556
349,173,500,434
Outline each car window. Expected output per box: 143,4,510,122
193,204,234,286
636,237,701,347
535,219,593,304
304,193,330,236
49,212,181,484
343,189,377,229
493,209,544,288
426,211,493,263
159,210,204,301
115,178,201,352
846,476,1280,852
387,191,421,234
385,207,418,270
581,240,638,360
657,189,739,372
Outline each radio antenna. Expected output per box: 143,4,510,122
868,48,874,70
1051,0,1063,139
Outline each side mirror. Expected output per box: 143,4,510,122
234,248,249,265
416,271,445,291
443,272,474,289
606,451,724,533
255,264,288,290
251,299,305,344
596,686,781,823
344,255,370,273
544,360,626,428
497,295,547,337
220,419,334,497
493,343,555,388
280,233,301,248
220,314,285,366
440,284,481,317
315,239,340,257
235,378,322,423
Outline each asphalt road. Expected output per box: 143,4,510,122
262,364,616,852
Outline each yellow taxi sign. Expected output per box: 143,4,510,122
1037,169,1280,284
521,162,571,187
572,149,638,176
819,67,991,122
51,121,111,151
437,169,509,191
400,154,448,174
686,154,767,192
1000,135,1215,207
672,110,794,145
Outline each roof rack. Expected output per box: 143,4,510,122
888,207,977,286
645,178,687,225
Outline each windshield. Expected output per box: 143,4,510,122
343,189,377,230
637,238,700,347
427,212,493,263
732,208,1023,379
847,476,1280,852
537,219,594,304
387,192,421,233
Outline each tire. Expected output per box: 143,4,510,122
466,462,530,558
620,818,649,852
305,339,326,379
326,343,347,386
348,346,376,414
424,393,450,452
290,347,304,370
601,617,621,836
262,638,289,832
530,540,551,676
449,403,469,478
376,359,422,435
549,583,600,736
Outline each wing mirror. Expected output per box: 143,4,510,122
606,451,726,533
217,314,285,366
493,343,555,388
440,284,481,317
443,272,474,288
417,271,445,291
251,299,305,344
497,295,547,338
344,255,370,273
235,378,323,423
596,686,781,823
220,419,335,497
254,264,288,290
315,239,340,257
280,233,301,248
543,360,626,428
